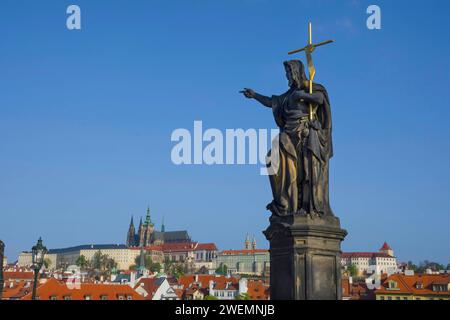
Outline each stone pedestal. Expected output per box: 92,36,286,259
264,214,347,300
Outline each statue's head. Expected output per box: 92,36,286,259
283,60,307,89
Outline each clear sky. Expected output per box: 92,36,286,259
1,0,449,264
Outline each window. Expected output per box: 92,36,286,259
63,295,72,300
84,295,91,300
127,295,133,300
100,295,108,300
50,295,57,300
388,281,398,290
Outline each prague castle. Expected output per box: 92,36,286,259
126,207,191,247
18,207,216,271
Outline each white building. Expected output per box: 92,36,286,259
209,277,248,300
341,242,398,276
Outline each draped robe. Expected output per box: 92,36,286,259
267,83,334,217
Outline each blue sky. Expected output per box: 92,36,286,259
1,0,449,264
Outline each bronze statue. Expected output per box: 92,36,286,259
241,59,333,218
252,23,346,301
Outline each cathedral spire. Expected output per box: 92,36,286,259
126,215,136,247
129,215,134,227
161,216,165,232
145,206,152,225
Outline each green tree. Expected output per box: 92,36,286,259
76,255,88,269
172,263,185,278
91,250,117,275
215,263,228,275
150,262,162,273
134,255,161,273
92,250,105,270
163,258,186,278
407,261,418,271
347,264,358,277
417,260,445,273
203,295,218,300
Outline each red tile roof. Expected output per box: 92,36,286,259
2,281,33,300
174,288,184,299
195,243,217,251
3,271,34,281
21,278,143,300
376,273,450,297
342,252,393,258
246,280,269,300
380,242,392,251
133,278,163,300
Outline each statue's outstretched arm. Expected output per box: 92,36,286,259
253,93,272,108
241,88,272,108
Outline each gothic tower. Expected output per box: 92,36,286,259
126,216,136,247
138,217,145,247
139,207,155,247
252,235,257,250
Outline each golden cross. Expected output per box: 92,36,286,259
288,22,334,120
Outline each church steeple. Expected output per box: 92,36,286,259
161,216,165,232
145,206,153,226
126,215,136,247
244,234,251,250
252,235,257,250
129,215,134,227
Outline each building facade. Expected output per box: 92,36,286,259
341,242,398,276
214,236,269,275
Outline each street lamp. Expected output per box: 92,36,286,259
0,240,4,300
31,237,47,300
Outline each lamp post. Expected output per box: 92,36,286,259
31,237,47,300
0,240,4,300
